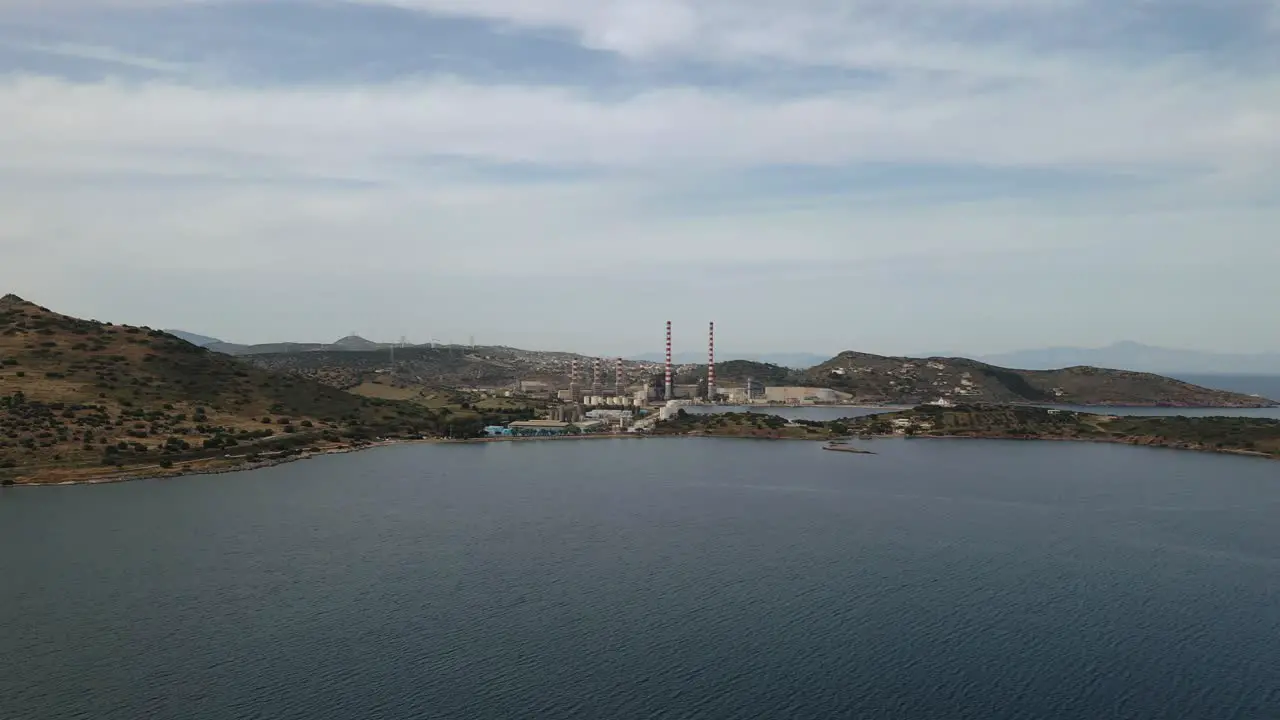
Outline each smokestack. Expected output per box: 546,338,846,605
708,321,716,403
615,357,624,396
570,358,579,403
592,358,602,399
664,321,673,400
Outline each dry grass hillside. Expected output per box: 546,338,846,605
0,295,450,483
804,352,1273,407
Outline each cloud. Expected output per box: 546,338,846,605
346,0,1249,75
1,0,1278,353
1,40,188,73
1,68,1277,182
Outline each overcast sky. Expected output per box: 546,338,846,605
1,0,1278,357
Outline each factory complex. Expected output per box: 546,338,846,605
481,322,854,436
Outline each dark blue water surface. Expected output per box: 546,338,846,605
1175,374,1280,402
3,438,1279,720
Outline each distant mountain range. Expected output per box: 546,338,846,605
164,330,223,347
170,331,832,367
630,351,830,368
929,342,1280,376
172,328,1280,377
166,330,398,357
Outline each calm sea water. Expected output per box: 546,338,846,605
1174,374,1280,402
3,439,1279,719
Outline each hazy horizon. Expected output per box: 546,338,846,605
161,326,1280,373
2,1,1277,356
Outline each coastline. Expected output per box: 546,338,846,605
851,432,1279,461
706,401,1278,410
4,432,648,487
9,424,1276,487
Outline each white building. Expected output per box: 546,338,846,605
658,400,691,421
762,386,849,404
587,409,634,421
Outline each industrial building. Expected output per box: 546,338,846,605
506,420,573,436
762,387,852,404
500,419,607,436
586,409,634,421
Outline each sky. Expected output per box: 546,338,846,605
1,0,1278,358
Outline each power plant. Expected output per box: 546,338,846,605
664,320,674,401
553,320,722,408
569,358,580,404
514,320,734,431
496,319,847,435
708,321,716,402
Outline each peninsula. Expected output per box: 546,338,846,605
178,328,1273,408
0,295,525,484
652,405,1280,460
4,293,1277,485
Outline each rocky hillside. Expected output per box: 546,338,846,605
240,346,664,391
844,405,1280,458
0,295,459,484
676,359,797,386
800,351,1273,407
234,339,1272,407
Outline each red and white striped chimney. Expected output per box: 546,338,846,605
615,357,624,396
708,321,716,402
570,358,579,402
664,320,673,400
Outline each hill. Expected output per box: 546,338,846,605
843,405,1280,458
232,338,1275,407
165,330,222,347
330,335,381,351
672,359,797,387
0,295,473,484
205,341,329,356
199,334,386,356
650,404,1280,460
652,410,841,440
632,351,828,368
930,341,1280,375
240,345,666,391
801,351,1274,407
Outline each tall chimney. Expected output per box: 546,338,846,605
708,321,716,403
615,357,625,396
592,358,602,399
664,321,673,400
570,358,579,403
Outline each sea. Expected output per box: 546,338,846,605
3,438,1278,719
1173,373,1280,402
